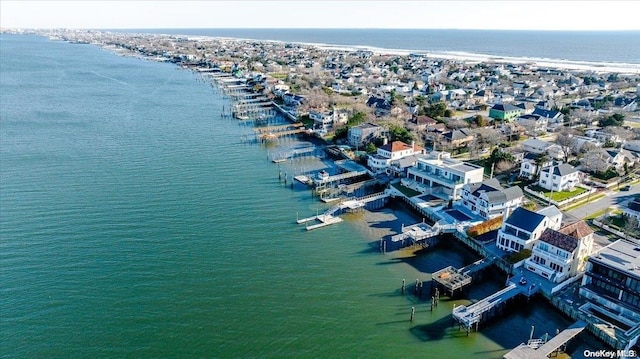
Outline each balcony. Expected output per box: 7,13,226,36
525,259,567,282
409,168,463,187
532,247,571,264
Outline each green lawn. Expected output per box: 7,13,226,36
391,183,421,197
584,208,607,220
529,185,587,202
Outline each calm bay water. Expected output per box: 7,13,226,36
1,34,575,358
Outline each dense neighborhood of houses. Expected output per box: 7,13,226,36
29,29,640,355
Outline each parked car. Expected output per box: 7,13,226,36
621,185,631,191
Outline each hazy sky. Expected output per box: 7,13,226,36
2,0,639,31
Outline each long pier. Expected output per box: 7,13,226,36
504,320,587,359
297,192,389,230
254,123,304,134
313,170,369,187
452,281,540,334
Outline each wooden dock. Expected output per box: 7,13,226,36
504,320,587,359
254,123,304,134
453,283,520,332
296,192,389,230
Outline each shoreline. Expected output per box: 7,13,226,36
182,33,640,74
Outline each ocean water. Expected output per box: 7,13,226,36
1,34,578,358
124,28,640,65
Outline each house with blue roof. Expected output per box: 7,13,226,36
496,205,562,253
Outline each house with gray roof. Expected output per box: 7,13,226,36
496,205,562,253
460,178,523,220
538,163,581,192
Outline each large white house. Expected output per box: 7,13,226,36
310,109,348,134
496,205,562,253
405,151,484,200
367,141,425,174
460,178,523,220
538,163,580,192
525,220,593,283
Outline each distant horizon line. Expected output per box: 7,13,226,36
4,27,640,32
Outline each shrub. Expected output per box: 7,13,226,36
466,217,503,237
507,249,532,264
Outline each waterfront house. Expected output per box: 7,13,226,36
367,141,425,174
579,240,640,350
405,151,484,200
283,93,305,107
460,178,523,220
538,163,580,192
347,123,385,147
525,220,593,283
488,103,523,122
496,205,562,253
310,109,349,134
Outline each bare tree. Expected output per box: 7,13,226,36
582,150,611,174
603,126,635,142
556,128,577,159
623,216,640,237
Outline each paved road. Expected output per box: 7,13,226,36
563,183,639,252
565,183,640,219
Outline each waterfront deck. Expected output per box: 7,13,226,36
297,192,389,230
504,320,587,359
432,266,472,294
453,281,541,332
313,170,369,187
391,222,439,243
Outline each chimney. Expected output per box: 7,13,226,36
411,140,415,152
